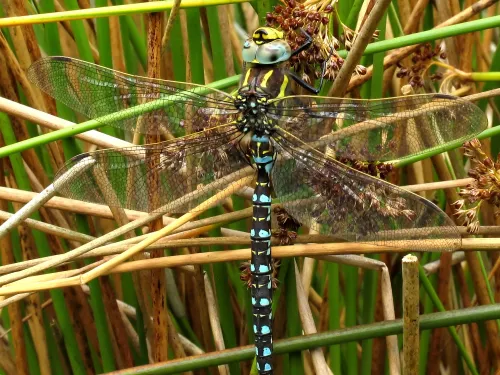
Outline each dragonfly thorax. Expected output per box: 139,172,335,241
234,91,274,135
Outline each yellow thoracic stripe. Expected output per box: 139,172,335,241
260,70,274,88
278,75,289,98
242,68,252,86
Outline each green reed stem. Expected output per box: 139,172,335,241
328,262,341,375
0,75,240,158
0,113,87,374
418,265,479,375
62,0,94,63
395,125,499,168
337,15,500,58
111,304,500,374
470,72,500,81
0,0,247,27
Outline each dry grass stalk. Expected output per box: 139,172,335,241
402,254,419,375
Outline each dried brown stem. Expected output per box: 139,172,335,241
347,0,499,92
402,254,419,375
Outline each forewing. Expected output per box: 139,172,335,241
269,94,487,162
28,57,238,136
54,124,253,213
271,127,460,251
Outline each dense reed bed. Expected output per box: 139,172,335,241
0,1,499,374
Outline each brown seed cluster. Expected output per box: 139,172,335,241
272,207,301,245
397,43,446,89
306,159,415,237
337,157,394,180
454,139,500,233
265,0,367,82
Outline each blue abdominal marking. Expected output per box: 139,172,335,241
264,163,273,174
259,195,271,203
253,156,274,164
259,229,271,237
259,265,270,272
260,298,270,307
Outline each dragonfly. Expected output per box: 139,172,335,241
28,26,487,375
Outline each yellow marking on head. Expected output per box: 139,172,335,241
262,150,270,154
278,75,289,98
253,27,284,42
260,70,274,88
259,217,266,221
243,68,252,86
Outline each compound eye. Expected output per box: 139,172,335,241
242,40,259,63
255,40,291,64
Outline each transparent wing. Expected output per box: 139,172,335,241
270,127,460,251
28,56,238,136
268,94,487,162
54,124,253,213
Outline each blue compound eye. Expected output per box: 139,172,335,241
255,40,291,64
242,40,258,63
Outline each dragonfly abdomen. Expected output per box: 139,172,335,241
250,134,275,374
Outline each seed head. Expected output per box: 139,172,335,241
396,43,446,89
453,139,500,233
265,0,372,84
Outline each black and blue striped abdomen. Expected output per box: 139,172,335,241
250,133,275,374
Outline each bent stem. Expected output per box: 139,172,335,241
79,175,254,283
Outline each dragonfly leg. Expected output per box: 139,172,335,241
290,29,313,57
288,60,326,94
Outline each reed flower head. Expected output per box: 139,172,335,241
266,0,371,81
454,139,500,233
337,157,394,180
305,159,415,237
397,43,446,91
272,207,301,245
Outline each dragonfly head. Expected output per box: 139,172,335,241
242,27,291,65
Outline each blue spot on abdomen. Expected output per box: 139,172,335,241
261,325,270,334
259,265,270,273
259,194,271,203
